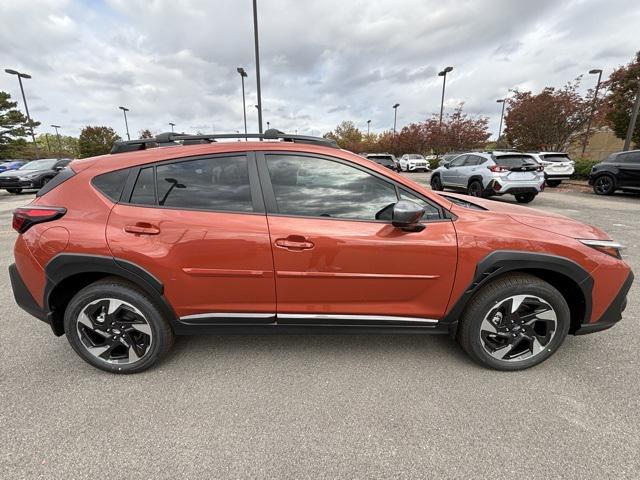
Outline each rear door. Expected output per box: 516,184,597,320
106,152,276,323
257,151,457,323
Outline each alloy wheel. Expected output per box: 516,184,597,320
76,298,153,365
479,294,557,362
594,176,613,195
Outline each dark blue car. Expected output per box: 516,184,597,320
0,160,25,173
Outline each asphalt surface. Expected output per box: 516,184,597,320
1,178,639,479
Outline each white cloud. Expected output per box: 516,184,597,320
0,0,638,141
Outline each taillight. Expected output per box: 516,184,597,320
488,165,507,173
12,206,66,234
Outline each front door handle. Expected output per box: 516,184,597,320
124,223,160,235
275,235,315,251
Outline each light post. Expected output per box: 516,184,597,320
237,67,248,140
496,99,507,144
169,122,175,133
438,66,453,126
624,78,640,151
252,0,263,134
392,104,400,135
118,106,131,140
4,68,40,159
581,69,603,157
367,119,371,136
51,124,62,152
267,121,270,130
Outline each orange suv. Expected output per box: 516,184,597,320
9,131,633,373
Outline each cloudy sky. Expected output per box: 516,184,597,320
1,0,639,141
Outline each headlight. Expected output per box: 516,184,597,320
579,239,624,259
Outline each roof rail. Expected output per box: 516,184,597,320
110,129,338,154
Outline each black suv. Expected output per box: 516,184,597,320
0,158,70,194
589,150,640,195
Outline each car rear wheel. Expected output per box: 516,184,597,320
457,273,570,370
64,278,174,374
515,192,536,203
593,175,615,195
430,174,443,191
546,180,561,187
467,180,483,197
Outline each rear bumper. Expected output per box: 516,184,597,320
9,263,48,323
574,270,634,335
545,174,572,181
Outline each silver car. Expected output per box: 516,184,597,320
430,152,545,203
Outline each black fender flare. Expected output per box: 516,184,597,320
442,250,593,331
44,253,177,335
466,175,484,188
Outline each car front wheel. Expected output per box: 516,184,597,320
457,273,570,370
430,174,443,191
6,188,22,194
64,278,174,374
593,174,615,195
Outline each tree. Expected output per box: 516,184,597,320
602,51,640,146
37,133,79,158
139,129,154,139
0,91,38,159
78,126,120,158
324,121,363,151
503,79,592,151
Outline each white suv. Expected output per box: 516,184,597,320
528,152,575,187
399,154,430,172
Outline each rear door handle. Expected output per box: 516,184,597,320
124,223,160,235
275,235,315,251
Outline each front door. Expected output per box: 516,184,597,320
106,152,276,322
257,152,457,324
441,154,467,187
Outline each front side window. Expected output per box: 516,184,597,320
619,152,640,164
266,155,398,220
449,155,467,167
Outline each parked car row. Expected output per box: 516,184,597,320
0,158,71,194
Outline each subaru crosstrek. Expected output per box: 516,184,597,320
9,131,633,373
430,151,545,203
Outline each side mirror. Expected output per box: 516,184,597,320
54,166,64,171
392,200,426,232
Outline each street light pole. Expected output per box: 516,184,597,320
392,104,399,135
169,122,175,133
581,69,603,157
237,67,248,140
51,124,62,152
118,106,130,140
367,119,371,136
252,0,263,134
624,78,640,151
438,66,453,126
4,69,40,159
496,99,507,143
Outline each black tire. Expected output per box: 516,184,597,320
430,174,443,191
41,177,51,187
7,188,22,194
457,273,570,371
64,277,174,374
515,192,536,203
546,180,561,187
467,180,483,197
593,174,615,195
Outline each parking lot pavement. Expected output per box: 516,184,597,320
1,186,639,479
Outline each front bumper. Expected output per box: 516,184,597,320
575,270,634,335
406,163,429,171
0,178,38,189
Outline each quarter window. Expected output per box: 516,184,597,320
266,155,398,220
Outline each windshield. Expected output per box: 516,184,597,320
18,159,58,171
494,155,538,168
541,154,571,162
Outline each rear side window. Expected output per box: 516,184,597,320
130,167,155,205
36,167,76,197
92,168,130,202
155,156,253,212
